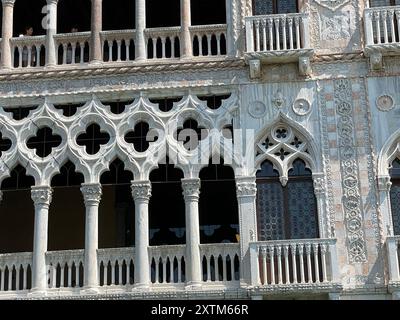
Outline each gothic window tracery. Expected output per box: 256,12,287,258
389,158,400,235
26,127,62,158
76,123,111,155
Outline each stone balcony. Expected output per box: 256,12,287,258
249,238,342,297
244,13,313,78
387,236,400,294
364,5,400,71
0,243,241,299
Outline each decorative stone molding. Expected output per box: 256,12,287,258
236,177,257,198
131,181,152,201
182,178,201,201
31,186,53,207
81,183,102,205
377,175,392,192
376,94,395,112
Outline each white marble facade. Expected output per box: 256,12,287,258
0,0,399,300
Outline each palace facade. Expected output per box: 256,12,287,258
0,0,399,300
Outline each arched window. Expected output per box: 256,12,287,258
390,158,400,235
253,0,298,15
256,159,319,241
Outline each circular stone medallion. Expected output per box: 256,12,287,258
376,95,395,112
249,101,267,118
292,99,311,116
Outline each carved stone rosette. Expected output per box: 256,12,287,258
236,176,257,198
81,183,102,206
131,181,152,202
182,178,201,202
31,186,53,207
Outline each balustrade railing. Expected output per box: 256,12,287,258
245,13,310,53
250,239,339,287
100,30,136,62
149,245,186,285
387,236,400,284
200,243,240,284
145,27,181,60
11,36,46,68
364,6,400,46
54,32,91,65
0,252,32,292
190,24,227,57
98,247,135,287
46,250,84,289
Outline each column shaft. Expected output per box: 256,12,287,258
81,183,102,290
31,186,53,292
1,0,16,69
45,0,58,67
135,0,146,61
90,0,102,62
131,181,151,288
182,178,202,287
180,0,192,58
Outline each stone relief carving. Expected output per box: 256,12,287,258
320,14,350,41
248,101,267,119
334,79,367,263
293,98,312,116
376,94,395,112
314,0,350,11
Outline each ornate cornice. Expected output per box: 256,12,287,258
0,59,246,83
131,181,152,202
236,176,257,198
31,186,53,207
182,178,201,201
81,183,102,205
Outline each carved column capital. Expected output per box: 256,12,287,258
182,178,201,202
81,183,102,206
131,180,152,202
1,0,15,8
31,186,53,207
377,175,392,192
236,176,257,198
46,0,58,5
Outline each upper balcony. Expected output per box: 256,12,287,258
244,12,313,78
364,5,400,70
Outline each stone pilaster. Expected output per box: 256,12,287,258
377,175,394,237
81,183,102,292
182,178,202,288
31,186,53,293
1,0,16,69
313,173,328,238
131,180,151,289
235,176,257,285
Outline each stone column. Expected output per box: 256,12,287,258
90,0,102,62
236,176,258,285
377,175,394,237
182,178,202,288
180,0,192,59
313,173,328,238
1,0,16,69
31,186,53,293
135,0,146,61
81,183,102,291
45,0,58,67
131,181,151,289
225,0,235,56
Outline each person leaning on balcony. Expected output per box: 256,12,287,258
66,26,79,64
19,26,36,67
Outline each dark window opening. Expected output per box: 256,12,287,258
26,127,62,158
390,158,400,235
146,0,180,28
125,121,158,152
57,0,91,33
0,165,35,254
370,0,400,6
54,103,82,117
49,161,85,251
191,0,226,25
3,106,38,121
100,158,135,248
103,0,135,31
103,100,131,115
197,94,231,110
14,0,47,36
199,159,239,244
253,0,298,15
256,159,319,241
76,123,110,155
175,119,208,151
103,39,135,62
149,97,183,112
149,160,185,246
